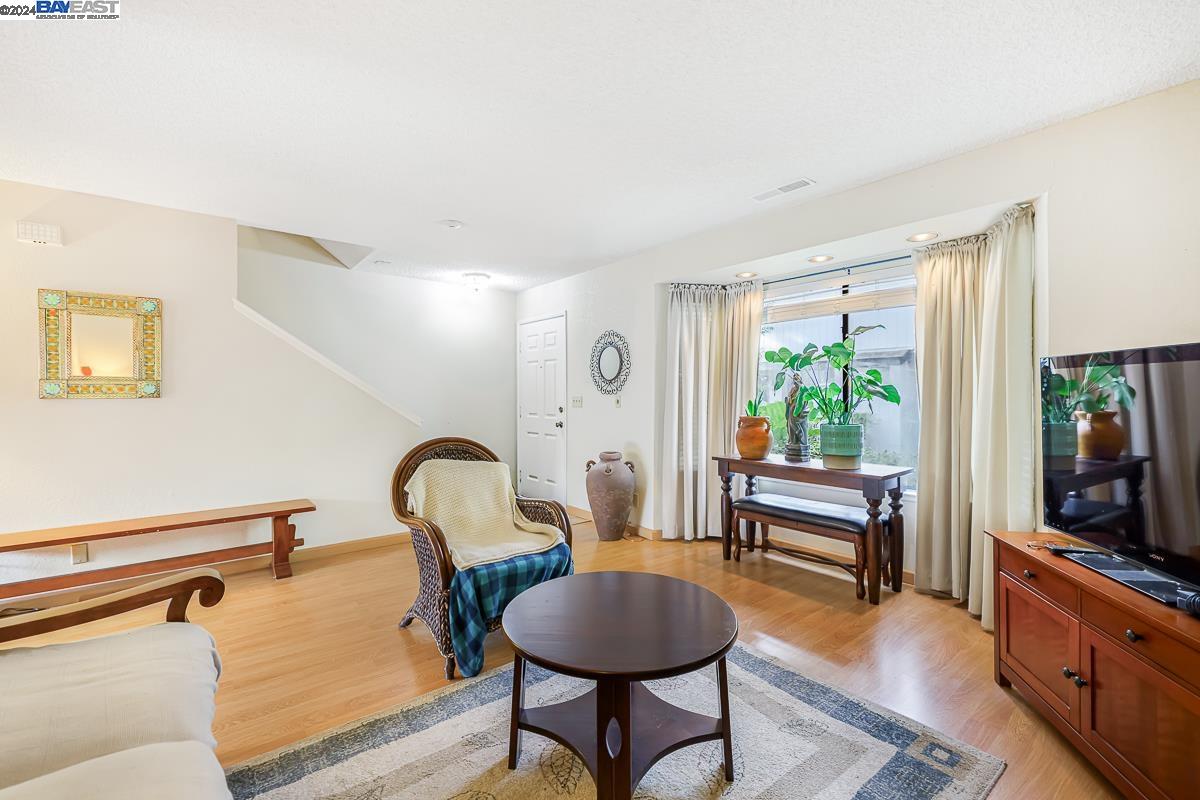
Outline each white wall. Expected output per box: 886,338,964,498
513,276,663,529
237,226,516,459
0,181,514,582
518,79,1200,555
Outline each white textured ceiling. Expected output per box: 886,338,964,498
2,2,1198,290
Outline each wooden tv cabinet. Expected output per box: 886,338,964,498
991,531,1200,800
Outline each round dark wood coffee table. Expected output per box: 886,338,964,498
502,571,739,800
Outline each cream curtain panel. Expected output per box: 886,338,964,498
661,281,763,541
915,205,1037,629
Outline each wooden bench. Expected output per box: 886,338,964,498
0,499,315,601
730,493,893,602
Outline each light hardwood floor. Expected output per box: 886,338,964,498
12,525,1119,799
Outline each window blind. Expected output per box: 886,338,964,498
764,282,917,323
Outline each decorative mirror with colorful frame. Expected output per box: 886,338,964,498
38,289,162,399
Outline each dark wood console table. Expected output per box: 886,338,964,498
1043,455,1151,544
713,454,911,604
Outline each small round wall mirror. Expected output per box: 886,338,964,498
590,330,630,395
598,345,622,381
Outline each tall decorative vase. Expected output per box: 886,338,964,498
585,452,636,541
1076,410,1125,460
820,423,864,470
783,388,811,463
735,416,773,459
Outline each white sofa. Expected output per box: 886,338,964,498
0,570,232,799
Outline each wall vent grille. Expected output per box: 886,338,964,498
17,220,63,246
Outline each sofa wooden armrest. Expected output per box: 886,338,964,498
0,568,226,644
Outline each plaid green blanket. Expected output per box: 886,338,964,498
448,542,574,677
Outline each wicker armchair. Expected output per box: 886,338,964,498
389,436,573,679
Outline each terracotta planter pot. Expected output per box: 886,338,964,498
1076,410,1125,460
585,452,636,541
735,416,773,459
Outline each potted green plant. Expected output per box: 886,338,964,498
735,391,773,459
769,326,901,470
1042,357,1135,461
1040,367,1079,469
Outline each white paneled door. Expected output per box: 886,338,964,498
517,314,567,504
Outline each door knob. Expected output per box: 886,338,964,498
1073,675,1088,688
1125,629,1142,643
1061,667,1076,679
555,421,563,428
1023,569,1036,579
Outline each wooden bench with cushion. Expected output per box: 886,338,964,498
730,493,895,601
0,500,315,601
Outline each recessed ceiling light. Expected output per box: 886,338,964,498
735,271,758,279
438,219,465,229
463,272,490,291
808,255,834,264
906,231,939,243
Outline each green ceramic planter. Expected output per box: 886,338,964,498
820,423,863,470
1042,421,1078,470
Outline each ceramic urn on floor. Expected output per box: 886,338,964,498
585,452,636,541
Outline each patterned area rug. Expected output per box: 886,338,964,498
227,644,1004,799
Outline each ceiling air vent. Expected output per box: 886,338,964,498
753,177,816,202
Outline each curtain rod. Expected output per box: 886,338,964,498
758,203,1032,287
763,254,912,286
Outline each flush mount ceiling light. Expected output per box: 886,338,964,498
735,271,758,278
906,231,939,243
463,272,490,291
438,219,465,229
808,254,834,264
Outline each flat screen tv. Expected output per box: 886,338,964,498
1041,342,1200,595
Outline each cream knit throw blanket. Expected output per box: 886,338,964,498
405,460,564,570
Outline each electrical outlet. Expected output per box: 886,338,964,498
70,543,88,565
571,396,583,408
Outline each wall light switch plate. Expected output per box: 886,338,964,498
571,396,584,408
70,543,89,565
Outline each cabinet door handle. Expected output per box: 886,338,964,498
1023,569,1036,579
1061,667,1076,679
1073,675,1088,688
1125,629,1142,643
